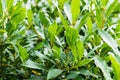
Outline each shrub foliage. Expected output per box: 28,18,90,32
0,0,120,80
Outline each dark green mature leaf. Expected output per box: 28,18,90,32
67,69,98,79
39,11,49,27
94,56,112,80
23,60,47,70
47,69,63,80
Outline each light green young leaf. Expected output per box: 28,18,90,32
59,10,69,30
98,29,120,56
66,27,78,46
48,22,57,35
58,0,66,8
47,69,63,80
27,9,33,23
71,40,84,61
94,56,112,80
109,53,120,80
71,0,80,23
64,3,72,24
71,43,77,61
76,12,91,30
96,4,103,28
52,45,61,59
6,0,14,10
17,44,29,63
0,29,6,33
78,58,92,67
0,1,3,17
86,17,92,33
76,40,84,61
100,0,109,6
106,0,118,18
48,22,57,42
11,8,26,25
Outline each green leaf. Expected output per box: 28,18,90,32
23,60,47,70
71,0,80,23
58,0,66,9
39,11,49,27
52,45,61,59
17,44,29,63
100,0,109,6
27,9,33,23
76,40,84,61
33,42,43,51
11,8,26,25
96,4,103,28
6,0,14,10
0,1,3,17
47,69,63,80
0,29,6,33
35,52,56,64
66,27,78,46
78,58,92,67
106,0,118,18
71,40,84,61
48,22,58,42
58,10,69,30
94,56,112,80
86,17,92,33
98,29,120,56
64,3,72,24
67,69,98,79
76,12,91,30
8,30,25,41
71,43,77,61
109,53,120,80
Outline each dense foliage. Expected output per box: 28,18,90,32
0,0,120,80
